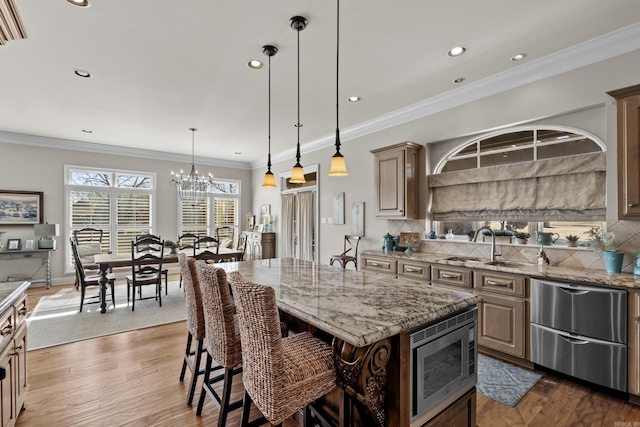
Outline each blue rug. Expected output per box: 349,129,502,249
477,354,542,407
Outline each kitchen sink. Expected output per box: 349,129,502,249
484,260,532,268
445,256,481,262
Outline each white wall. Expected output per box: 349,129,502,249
253,50,640,267
0,141,252,284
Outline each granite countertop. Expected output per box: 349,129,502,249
0,281,30,316
363,250,640,289
223,258,480,347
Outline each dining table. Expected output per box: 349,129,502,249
93,247,244,313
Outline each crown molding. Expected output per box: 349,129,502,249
0,0,26,45
0,131,252,170
252,21,640,170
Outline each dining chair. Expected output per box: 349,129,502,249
194,262,244,426
230,278,336,427
329,234,361,270
70,238,116,312
177,253,210,405
72,227,105,289
194,235,220,259
177,232,199,288
236,232,247,261
215,226,235,252
134,233,169,294
126,235,164,311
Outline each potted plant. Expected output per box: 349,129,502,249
514,231,530,244
164,240,178,254
483,229,513,244
466,230,475,242
587,227,623,273
565,234,579,248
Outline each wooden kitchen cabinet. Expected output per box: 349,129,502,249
397,259,430,281
421,387,476,427
371,142,422,219
244,231,275,260
0,292,28,427
474,271,529,360
628,289,640,401
608,84,640,220
431,265,473,289
361,254,397,276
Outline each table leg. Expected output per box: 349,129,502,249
98,263,108,313
45,250,52,289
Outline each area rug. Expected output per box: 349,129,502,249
27,281,187,350
477,354,542,407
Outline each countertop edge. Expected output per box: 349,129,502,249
0,281,30,316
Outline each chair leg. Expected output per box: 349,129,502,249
217,367,235,427
196,353,213,416
187,339,204,406
110,281,116,308
79,284,86,312
180,332,192,381
240,390,252,427
165,271,169,295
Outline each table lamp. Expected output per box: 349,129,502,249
34,223,59,250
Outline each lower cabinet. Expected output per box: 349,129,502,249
361,254,397,276
0,293,28,427
244,231,276,260
628,289,640,399
474,271,529,360
422,387,476,427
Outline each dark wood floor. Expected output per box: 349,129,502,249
19,282,640,426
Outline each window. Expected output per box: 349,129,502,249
178,179,240,245
434,126,605,244
65,166,156,272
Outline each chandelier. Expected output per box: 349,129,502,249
170,128,213,207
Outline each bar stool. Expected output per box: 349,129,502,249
195,262,244,426
177,254,210,405
230,278,336,427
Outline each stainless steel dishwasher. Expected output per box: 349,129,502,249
530,278,627,392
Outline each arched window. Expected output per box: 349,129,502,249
430,126,606,245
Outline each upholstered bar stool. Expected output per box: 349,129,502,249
177,254,210,405
230,279,336,427
195,262,244,427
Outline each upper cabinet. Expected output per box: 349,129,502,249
608,84,640,220
371,142,422,219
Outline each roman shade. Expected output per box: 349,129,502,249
429,152,606,221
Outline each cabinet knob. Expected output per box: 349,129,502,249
0,325,13,336
629,203,638,207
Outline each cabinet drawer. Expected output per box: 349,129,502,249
362,256,397,275
431,265,472,288
398,259,430,280
474,271,527,297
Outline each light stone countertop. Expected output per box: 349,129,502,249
0,281,30,317
363,250,640,289
222,258,480,347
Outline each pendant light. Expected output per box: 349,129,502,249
328,0,349,176
289,16,308,184
261,44,278,188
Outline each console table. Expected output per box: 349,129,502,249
0,249,53,288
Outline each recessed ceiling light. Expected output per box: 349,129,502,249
74,69,92,78
66,0,90,7
234,151,242,155
453,77,466,83
348,96,361,102
247,60,263,70
448,46,467,57
82,129,93,133
511,53,527,61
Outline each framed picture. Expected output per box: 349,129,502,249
351,202,365,236
24,239,34,250
7,238,21,250
260,204,271,220
333,192,345,225
399,232,420,249
254,224,264,232
0,190,44,225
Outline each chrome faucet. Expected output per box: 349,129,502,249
473,226,499,262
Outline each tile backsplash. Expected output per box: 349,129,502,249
388,220,640,274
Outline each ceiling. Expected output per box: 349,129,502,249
2,0,640,169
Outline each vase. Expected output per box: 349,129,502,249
518,238,527,244
604,250,624,273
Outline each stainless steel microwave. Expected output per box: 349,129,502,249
410,307,477,420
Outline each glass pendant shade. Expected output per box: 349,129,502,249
290,163,306,184
329,153,348,176
262,171,276,187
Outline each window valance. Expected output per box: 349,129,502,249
428,152,606,221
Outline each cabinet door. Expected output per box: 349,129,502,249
13,325,26,415
609,84,640,219
478,294,527,359
423,388,476,427
629,289,640,396
0,343,15,427
374,148,405,218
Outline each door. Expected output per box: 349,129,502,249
478,294,526,358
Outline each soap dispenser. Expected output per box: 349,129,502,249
445,229,454,240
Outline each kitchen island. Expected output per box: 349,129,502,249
225,258,481,427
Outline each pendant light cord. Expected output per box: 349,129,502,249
336,0,340,136
267,53,272,170
295,26,302,163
